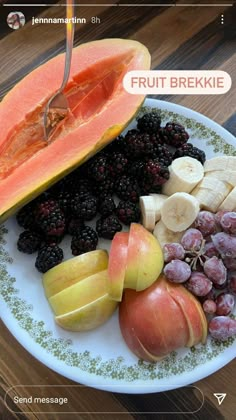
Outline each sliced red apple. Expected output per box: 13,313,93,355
43,250,108,298
134,224,164,291
55,294,118,332
124,223,140,289
119,275,206,362
166,280,207,346
107,232,129,301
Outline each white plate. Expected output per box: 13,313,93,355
0,99,235,394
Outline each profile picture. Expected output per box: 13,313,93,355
7,11,25,30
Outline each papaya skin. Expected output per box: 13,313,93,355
0,39,150,222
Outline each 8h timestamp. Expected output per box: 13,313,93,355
91,16,101,24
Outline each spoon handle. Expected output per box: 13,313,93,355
61,0,75,91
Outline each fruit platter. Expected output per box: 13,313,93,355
0,39,235,393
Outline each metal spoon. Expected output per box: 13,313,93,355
43,0,75,140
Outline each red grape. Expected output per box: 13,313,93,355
228,272,236,295
163,243,185,263
186,272,212,296
163,260,191,283
203,299,217,314
222,257,236,271
215,293,235,315
204,242,219,258
181,228,203,251
194,211,217,237
211,232,236,258
203,256,227,285
220,212,236,235
209,316,236,340
215,210,228,226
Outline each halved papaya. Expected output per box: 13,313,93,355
0,38,150,222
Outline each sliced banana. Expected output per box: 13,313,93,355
160,192,200,232
153,220,184,249
204,170,236,186
139,196,156,231
162,157,204,196
204,156,236,172
191,176,232,212
218,186,236,211
150,193,168,222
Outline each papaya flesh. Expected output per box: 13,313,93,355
0,38,150,222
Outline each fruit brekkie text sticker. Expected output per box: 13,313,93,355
123,71,232,95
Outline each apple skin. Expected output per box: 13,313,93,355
43,250,108,298
107,232,129,302
119,274,207,362
125,223,164,292
166,282,207,346
55,295,118,332
124,224,140,290
135,224,164,291
49,270,109,316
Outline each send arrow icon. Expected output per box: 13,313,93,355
213,393,227,405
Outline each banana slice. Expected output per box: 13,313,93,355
218,186,236,211
162,157,204,196
139,196,156,231
153,220,184,249
150,193,168,222
204,156,236,172
191,176,232,212
160,192,200,232
205,170,236,186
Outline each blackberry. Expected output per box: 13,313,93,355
108,152,128,177
71,195,97,221
16,203,36,230
137,112,161,134
67,218,85,235
43,234,64,246
173,143,206,164
87,153,109,182
57,190,72,215
98,196,116,217
104,135,126,154
96,215,122,239
141,159,170,193
139,180,162,195
47,179,66,197
159,122,189,147
35,244,63,273
116,201,140,225
75,178,93,198
35,199,66,237
17,230,42,254
127,160,144,179
115,175,140,203
152,144,173,167
71,226,98,256
125,130,156,158
59,172,80,194
93,178,114,198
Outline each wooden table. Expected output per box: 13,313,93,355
0,1,235,418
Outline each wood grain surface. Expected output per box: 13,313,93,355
0,1,236,419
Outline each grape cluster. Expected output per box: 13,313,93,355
163,210,236,341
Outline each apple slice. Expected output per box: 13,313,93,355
55,294,118,332
48,270,108,316
166,280,207,346
124,223,164,292
124,224,139,289
135,224,164,291
43,250,108,298
107,232,129,302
